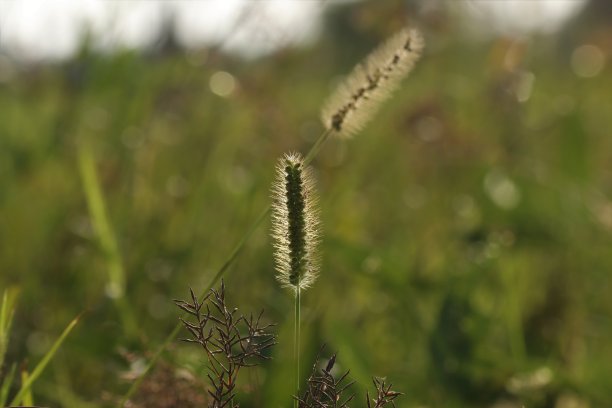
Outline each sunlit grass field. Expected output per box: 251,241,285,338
1,6,611,407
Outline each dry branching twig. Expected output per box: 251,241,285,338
365,377,403,408
296,353,355,408
175,281,276,408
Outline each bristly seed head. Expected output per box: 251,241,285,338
321,27,425,138
271,153,320,293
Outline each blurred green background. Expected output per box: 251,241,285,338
1,0,612,407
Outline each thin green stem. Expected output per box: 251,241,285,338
294,287,301,406
120,128,332,406
303,129,333,166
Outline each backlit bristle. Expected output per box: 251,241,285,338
271,153,320,293
321,28,425,138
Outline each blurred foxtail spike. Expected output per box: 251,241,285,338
321,27,424,138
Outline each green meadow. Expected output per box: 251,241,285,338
1,4,611,407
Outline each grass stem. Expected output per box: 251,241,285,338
294,287,301,406
303,129,333,166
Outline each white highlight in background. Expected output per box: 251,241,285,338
464,0,587,35
0,0,589,61
0,0,322,61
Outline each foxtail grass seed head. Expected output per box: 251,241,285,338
321,27,425,138
271,153,320,293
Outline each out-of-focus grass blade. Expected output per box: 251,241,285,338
77,143,125,298
0,290,17,369
0,363,16,406
77,142,136,337
9,315,80,406
20,369,34,406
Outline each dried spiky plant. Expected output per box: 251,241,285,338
271,152,320,404
296,354,355,408
366,377,403,408
174,281,276,408
321,27,424,138
296,353,403,408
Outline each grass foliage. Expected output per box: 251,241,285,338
1,5,612,407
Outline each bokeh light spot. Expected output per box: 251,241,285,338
516,71,535,103
571,45,605,78
484,170,521,210
209,71,236,97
